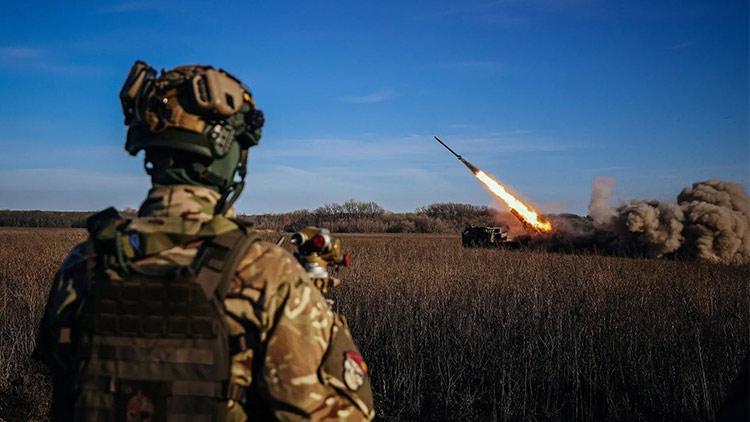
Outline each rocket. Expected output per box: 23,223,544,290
433,136,480,174
433,135,553,234
510,208,535,232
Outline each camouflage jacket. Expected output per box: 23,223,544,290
34,185,374,421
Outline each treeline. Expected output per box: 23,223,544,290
0,200,503,233
0,210,91,228
0,209,137,229
242,200,502,233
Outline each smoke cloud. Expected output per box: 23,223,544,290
678,180,750,264
588,176,617,227
579,178,750,264
615,201,685,258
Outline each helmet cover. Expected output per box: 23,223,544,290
121,61,264,158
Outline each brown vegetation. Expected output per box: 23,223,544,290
0,228,747,421
0,201,499,234
0,228,86,421
249,202,502,234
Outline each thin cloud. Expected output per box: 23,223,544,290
0,47,44,61
257,133,575,164
417,0,599,23
431,60,505,74
338,89,396,104
0,168,147,191
0,139,129,169
667,41,695,50
257,134,428,162
416,2,499,20
99,1,156,13
0,168,149,211
0,46,100,75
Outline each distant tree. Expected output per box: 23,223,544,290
341,199,385,218
313,203,344,220
314,199,384,220
416,203,489,221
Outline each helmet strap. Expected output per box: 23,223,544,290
216,149,248,215
189,162,229,188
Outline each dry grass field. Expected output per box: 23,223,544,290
0,228,748,421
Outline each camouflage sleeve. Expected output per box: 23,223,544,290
34,241,92,419
34,241,90,366
223,241,375,421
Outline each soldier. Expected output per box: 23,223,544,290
34,62,374,421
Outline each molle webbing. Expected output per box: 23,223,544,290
192,226,259,301
75,226,258,422
81,271,216,339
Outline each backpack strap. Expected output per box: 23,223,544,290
193,225,260,301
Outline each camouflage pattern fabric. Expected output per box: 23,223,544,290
35,185,374,421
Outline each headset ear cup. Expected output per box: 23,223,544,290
245,108,265,131
237,108,263,148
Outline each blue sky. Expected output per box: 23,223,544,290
0,0,747,214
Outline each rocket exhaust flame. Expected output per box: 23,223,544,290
434,136,553,233
474,170,552,232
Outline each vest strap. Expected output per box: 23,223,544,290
193,227,259,300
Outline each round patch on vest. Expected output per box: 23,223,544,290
343,351,368,391
126,391,154,422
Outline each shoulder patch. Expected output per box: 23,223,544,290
344,351,368,391
319,316,374,414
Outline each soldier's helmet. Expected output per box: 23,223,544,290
119,61,264,213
